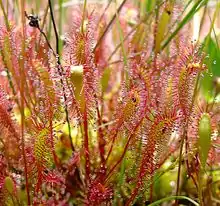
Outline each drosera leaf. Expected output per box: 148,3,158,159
198,113,211,168
34,128,53,169
35,60,56,104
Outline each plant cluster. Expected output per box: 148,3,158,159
0,0,219,205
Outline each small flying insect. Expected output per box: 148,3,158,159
25,11,40,28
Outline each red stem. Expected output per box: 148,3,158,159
96,102,106,174
104,132,132,183
104,117,144,183
106,119,124,161
83,108,91,183
21,124,30,205
125,182,140,206
185,131,199,190
106,131,117,161
126,139,156,205
20,1,31,203
49,106,59,167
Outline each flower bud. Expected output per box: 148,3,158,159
213,77,220,94
4,176,14,193
198,113,211,168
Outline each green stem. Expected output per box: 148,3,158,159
83,109,91,183
198,170,204,206
175,135,184,198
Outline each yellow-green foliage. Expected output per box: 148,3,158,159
155,2,173,53
1,35,14,77
34,128,53,168
35,61,56,104
4,177,14,194
122,91,140,122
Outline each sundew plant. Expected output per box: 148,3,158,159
0,0,220,205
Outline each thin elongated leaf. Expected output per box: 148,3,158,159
140,0,156,15
148,196,199,206
115,2,129,83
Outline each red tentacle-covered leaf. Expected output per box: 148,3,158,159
0,155,9,205
107,58,150,138
106,86,148,159
0,87,21,164
24,127,54,193
64,10,99,116
0,25,21,77
64,8,97,66
86,179,113,206
141,110,179,170
64,11,100,185
172,43,206,118
126,107,182,204
0,155,7,188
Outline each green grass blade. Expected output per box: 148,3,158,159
148,196,199,206
0,0,10,30
115,0,129,83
